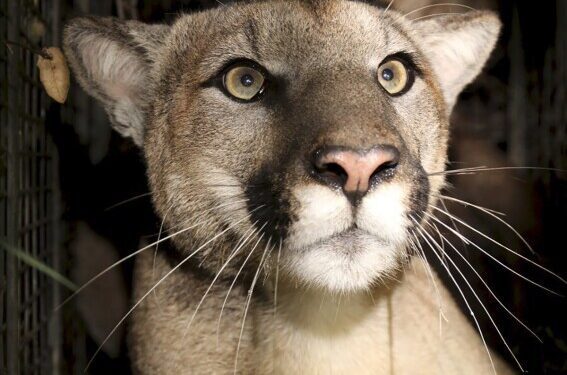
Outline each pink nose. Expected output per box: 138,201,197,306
313,146,399,194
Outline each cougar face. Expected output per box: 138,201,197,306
64,1,500,294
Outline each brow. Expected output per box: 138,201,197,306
243,19,260,59
195,23,262,83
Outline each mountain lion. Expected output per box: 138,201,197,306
63,0,513,373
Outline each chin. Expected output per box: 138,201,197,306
282,228,406,293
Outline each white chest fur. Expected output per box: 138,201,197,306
255,287,394,374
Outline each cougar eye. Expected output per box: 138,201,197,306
377,59,413,95
223,64,266,101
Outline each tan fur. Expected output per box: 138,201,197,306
63,1,510,373
132,252,513,374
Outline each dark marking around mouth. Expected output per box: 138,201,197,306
244,165,291,244
407,163,430,223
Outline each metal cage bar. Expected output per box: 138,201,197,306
1,0,65,373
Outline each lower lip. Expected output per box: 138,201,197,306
324,227,374,242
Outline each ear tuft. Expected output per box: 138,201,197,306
413,11,502,110
63,17,169,146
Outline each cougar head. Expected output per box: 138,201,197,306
64,0,500,293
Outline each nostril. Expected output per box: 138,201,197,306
370,159,398,181
369,146,400,183
320,162,347,179
314,161,348,187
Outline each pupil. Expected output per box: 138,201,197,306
241,74,254,87
382,68,394,81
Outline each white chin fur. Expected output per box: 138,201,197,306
283,231,402,292
284,183,409,292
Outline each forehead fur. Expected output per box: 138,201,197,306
154,1,426,84
64,0,500,148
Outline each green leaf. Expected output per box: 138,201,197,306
0,240,77,291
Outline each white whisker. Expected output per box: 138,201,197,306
384,0,396,13
57,198,251,311
183,224,259,336
411,217,497,375
408,232,448,333
438,194,535,254
234,237,273,374
58,219,206,311
104,191,153,211
84,209,257,372
402,3,475,19
438,197,470,251
152,203,175,312
436,193,504,216
409,12,467,22
429,206,562,295
274,239,283,317
417,219,525,372
430,205,566,286
216,222,268,348
429,166,567,177
425,213,541,342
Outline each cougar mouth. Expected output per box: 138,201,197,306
263,179,420,292
307,227,388,250
281,226,404,292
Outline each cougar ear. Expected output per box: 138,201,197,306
413,11,502,110
63,17,169,146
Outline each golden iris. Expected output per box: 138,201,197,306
223,65,265,100
377,59,410,95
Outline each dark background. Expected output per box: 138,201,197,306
1,0,566,374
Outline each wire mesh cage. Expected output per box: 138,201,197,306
0,0,72,373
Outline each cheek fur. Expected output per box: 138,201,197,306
204,164,251,225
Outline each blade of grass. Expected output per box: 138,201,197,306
0,240,77,291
